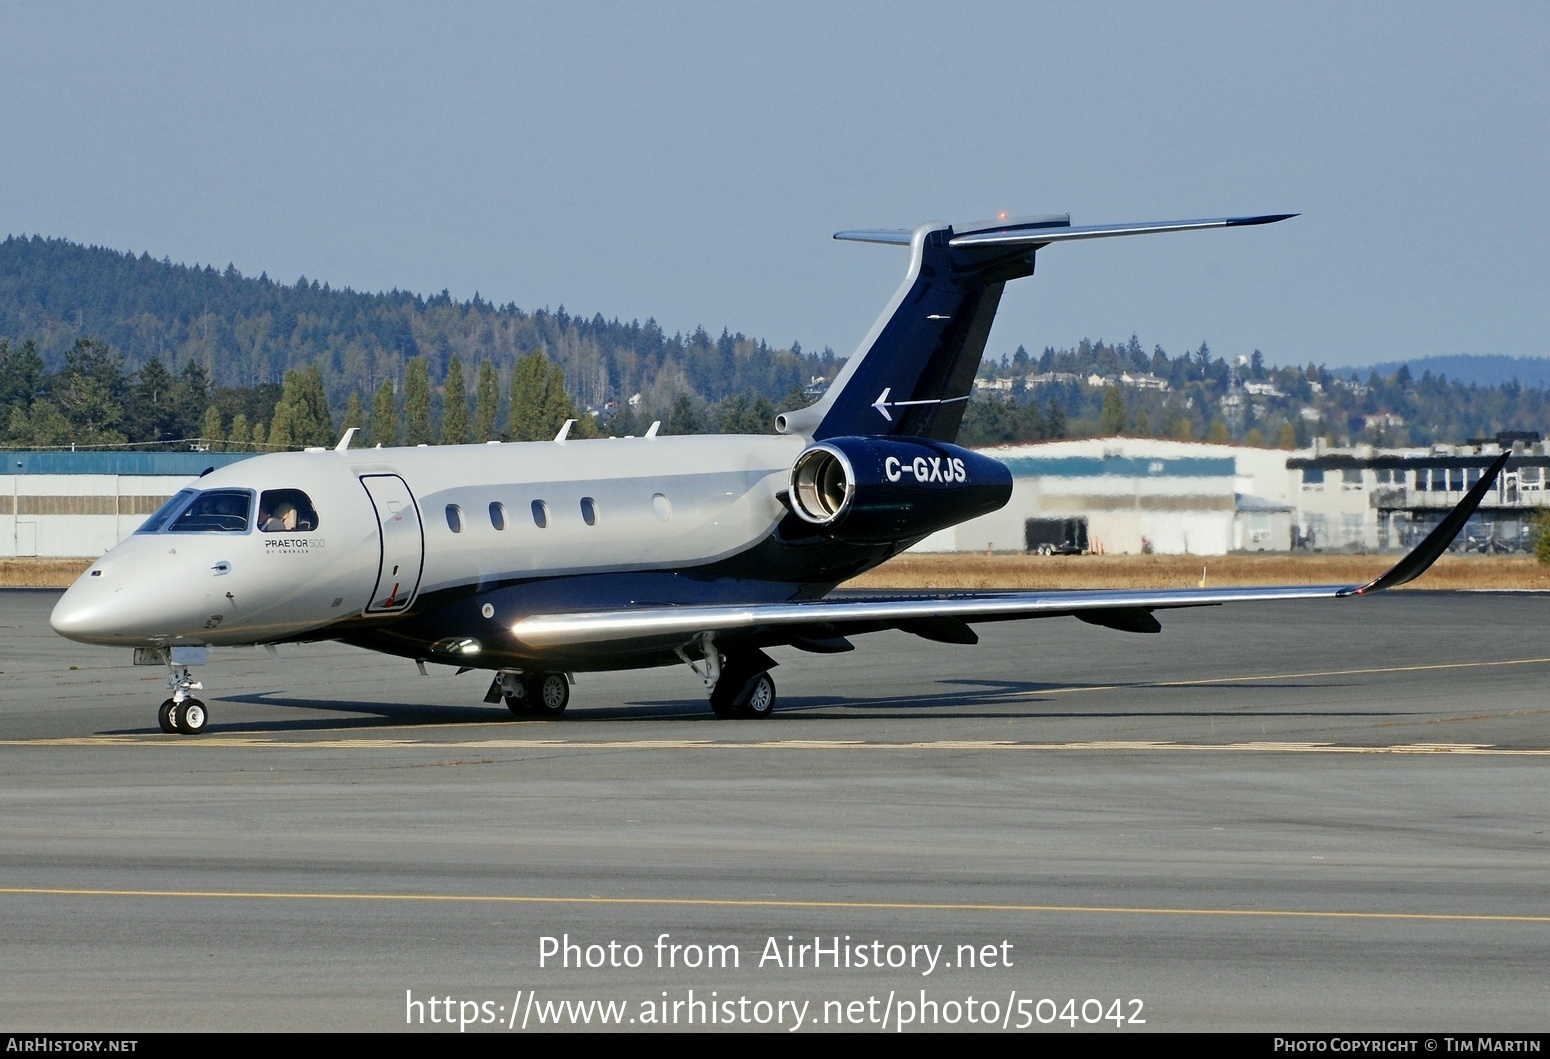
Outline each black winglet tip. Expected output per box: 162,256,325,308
1227,213,1299,227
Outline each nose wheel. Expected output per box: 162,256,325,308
157,696,209,734
157,660,209,735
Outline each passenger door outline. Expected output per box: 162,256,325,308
359,474,425,614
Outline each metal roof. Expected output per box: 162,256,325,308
0,451,259,476
1000,455,1236,479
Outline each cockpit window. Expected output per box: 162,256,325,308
136,489,199,534
258,489,320,532
168,489,253,533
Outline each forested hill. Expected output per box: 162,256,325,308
1348,355,1550,390
4,235,1549,453
0,235,839,412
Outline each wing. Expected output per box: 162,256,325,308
512,453,1507,651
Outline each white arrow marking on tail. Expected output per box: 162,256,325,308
872,389,973,421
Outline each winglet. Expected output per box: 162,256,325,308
1339,451,1510,596
335,427,357,452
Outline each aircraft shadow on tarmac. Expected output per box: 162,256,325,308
101,675,1409,735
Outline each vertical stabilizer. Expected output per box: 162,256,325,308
776,212,1294,443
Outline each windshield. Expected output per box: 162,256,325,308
136,489,198,534
167,489,253,533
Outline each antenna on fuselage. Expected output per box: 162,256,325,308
645,421,661,438
554,419,575,443
335,427,357,452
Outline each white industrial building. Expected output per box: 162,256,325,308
913,438,1299,555
1288,433,1550,552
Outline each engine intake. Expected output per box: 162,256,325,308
788,437,1012,543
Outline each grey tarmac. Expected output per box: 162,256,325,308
0,589,1546,1031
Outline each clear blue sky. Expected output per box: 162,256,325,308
3,2,1545,369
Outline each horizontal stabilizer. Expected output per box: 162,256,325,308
834,214,1296,251
832,229,913,245
947,214,1297,250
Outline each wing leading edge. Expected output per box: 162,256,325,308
512,453,1509,651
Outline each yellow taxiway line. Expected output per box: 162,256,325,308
1,885,1546,924
3,736,1549,754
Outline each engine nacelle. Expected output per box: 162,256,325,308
788,437,1013,543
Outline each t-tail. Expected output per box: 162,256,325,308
776,212,1296,442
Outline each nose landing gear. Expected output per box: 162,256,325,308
157,659,208,735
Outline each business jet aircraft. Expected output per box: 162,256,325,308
50,212,1507,734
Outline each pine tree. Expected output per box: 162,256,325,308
201,405,224,451
0,339,45,414
441,355,469,445
508,351,551,442
1045,399,1067,439
127,358,178,442
230,413,250,451
404,356,432,446
540,360,578,438
1099,386,1127,435
370,378,399,447
55,338,128,445
473,360,500,442
270,365,334,449
342,392,365,446
268,405,294,450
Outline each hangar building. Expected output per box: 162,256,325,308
914,438,1297,555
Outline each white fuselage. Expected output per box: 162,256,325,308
51,433,808,650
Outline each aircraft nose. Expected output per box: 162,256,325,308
50,576,119,643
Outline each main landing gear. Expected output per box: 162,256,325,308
679,636,778,719
485,671,571,719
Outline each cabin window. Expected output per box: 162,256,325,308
531,500,548,529
580,496,597,526
136,489,198,534
168,489,252,533
446,504,463,533
652,493,671,522
258,489,320,532
489,502,506,531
